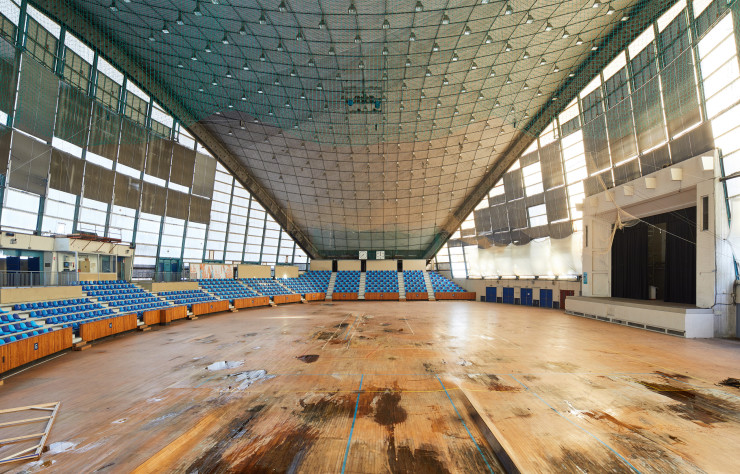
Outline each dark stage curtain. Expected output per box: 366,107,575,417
664,208,696,304
611,223,648,299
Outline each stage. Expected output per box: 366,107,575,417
565,296,714,338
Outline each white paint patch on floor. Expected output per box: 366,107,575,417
206,360,244,371
228,370,276,390
47,441,77,454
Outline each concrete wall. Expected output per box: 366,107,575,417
310,260,333,271
337,260,361,271
274,265,299,278
403,260,428,271
78,272,117,281
366,260,396,271
237,264,271,278
0,286,83,304
137,281,199,292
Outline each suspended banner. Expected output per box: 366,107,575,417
190,263,233,280
466,233,583,278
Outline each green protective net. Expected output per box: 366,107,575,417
0,0,731,259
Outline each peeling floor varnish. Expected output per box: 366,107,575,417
0,301,739,473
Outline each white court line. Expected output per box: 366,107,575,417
322,313,350,350
1,352,68,381
402,317,415,335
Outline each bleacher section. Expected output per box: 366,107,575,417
333,271,360,293
81,281,171,318
198,279,260,300
279,271,331,295
241,278,296,299
428,272,466,292
428,272,475,300
158,290,218,309
403,271,427,292
365,271,399,293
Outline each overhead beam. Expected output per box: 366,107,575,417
34,0,321,259
424,0,675,260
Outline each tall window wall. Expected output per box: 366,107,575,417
0,1,306,270
437,0,736,279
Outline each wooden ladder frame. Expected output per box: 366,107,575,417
0,402,60,465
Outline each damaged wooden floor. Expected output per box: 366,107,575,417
1,301,739,473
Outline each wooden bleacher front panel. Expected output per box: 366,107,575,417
79,314,137,342
435,292,476,300
364,292,400,301
405,292,428,301
304,292,325,302
233,297,270,309
142,310,160,326
165,305,188,321
0,327,73,374
273,294,302,305
332,293,358,301
191,300,230,316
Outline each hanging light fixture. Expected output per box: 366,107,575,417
348,3,356,14
204,41,212,53
525,14,534,24
433,42,440,52
221,32,229,44
545,22,553,32
441,13,450,25
161,22,170,34
278,1,287,12
259,11,267,24
176,12,184,25
415,1,424,12
242,61,250,70
382,19,390,29
193,1,202,16
463,25,472,35
505,4,513,15
239,22,246,35
318,16,326,29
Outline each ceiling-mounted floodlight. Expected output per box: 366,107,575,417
190,51,197,60
592,0,601,8
409,31,416,41
297,31,304,41
553,64,560,72
607,3,615,14
204,41,212,52
545,21,553,31
504,43,512,52
348,3,356,14
211,76,218,85
415,1,423,12
463,25,471,35
562,29,570,38
382,46,389,55
443,77,449,85
176,12,184,25
575,36,583,45
193,1,202,16
242,61,250,70
109,1,118,12
277,41,284,51
225,70,232,78
522,50,529,59
441,13,450,25
328,46,335,55
239,22,246,35
148,31,155,42
161,22,169,34
470,61,478,70
259,11,267,24
259,52,266,61
452,51,459,61
318,16,326,28
485,35,493,44
383,19,390,29
505,4,513,15
278,1,287,12
221,32,229,44
355,34,362,43
525,14,534,24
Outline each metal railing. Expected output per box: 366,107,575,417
0,271,79,287
132,268,192,282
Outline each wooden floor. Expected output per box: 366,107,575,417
1,301,739,473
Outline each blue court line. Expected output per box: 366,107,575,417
509,375,641,474
435,375,495,474
343,315,360,340
341,374,364,474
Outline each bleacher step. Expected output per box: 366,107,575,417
137,325,151,332
74,343,91,351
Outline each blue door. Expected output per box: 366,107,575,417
540,289,553,308
521,288,533,306
503,287,514,304
486,287,497,303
